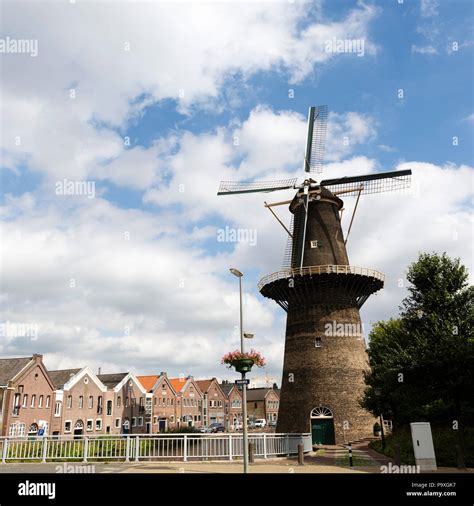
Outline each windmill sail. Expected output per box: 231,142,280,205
321,169,412,196
217,178,297,195
304,105,328,173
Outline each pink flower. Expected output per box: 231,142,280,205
221,349,266,368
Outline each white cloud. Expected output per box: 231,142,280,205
462,113,474,123
420,0,439,18
411,44,438,55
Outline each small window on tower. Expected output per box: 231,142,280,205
315,338,322,348
310,240,321,249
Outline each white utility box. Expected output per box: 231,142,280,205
410,422,437,471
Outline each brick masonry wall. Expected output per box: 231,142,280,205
276,303,375,443
3,361,54,436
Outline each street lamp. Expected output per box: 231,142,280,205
230,267,251,474
374,387,386,450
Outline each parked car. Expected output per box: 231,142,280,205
268,420,277,427
254,419,267,428
199,426,211,433
208,423,225,433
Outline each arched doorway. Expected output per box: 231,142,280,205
310,406,335,445
73,420,84,437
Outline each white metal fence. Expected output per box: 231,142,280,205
0,433,311,463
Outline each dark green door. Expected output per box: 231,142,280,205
311,418,335,445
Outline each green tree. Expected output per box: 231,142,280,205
362,253,474,455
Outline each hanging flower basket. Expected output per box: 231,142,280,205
221,350,266,374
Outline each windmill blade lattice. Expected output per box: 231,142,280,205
304,105,328,174
321,169,412,196
217,178,297,196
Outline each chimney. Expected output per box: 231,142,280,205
98,367,102,375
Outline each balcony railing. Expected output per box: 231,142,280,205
258,264,385,290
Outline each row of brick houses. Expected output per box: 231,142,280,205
0,355,280,437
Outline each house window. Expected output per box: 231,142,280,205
78,396,84,409
117,396,121,408
106,400,112,416
46,396,51,408
38,395,43,408
88,396,93,409
125,397,129,408
153,416,158,425
97,396,103,414
54,402,62,416
31,395,36,408
170,416,174,422
138,417,143,426
310,240,322,249
22,394,28,408
13,393,21,415
167,398,170,407
96,419,102,431
9,422,26,437
87,420,93,432
64,421,72,433
131,398,136,407
115,418,121,428
67,396,72,409
132,417,137,427
315,337,322,348
171,399,174,406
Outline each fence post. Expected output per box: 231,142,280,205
83,437,89,463
286,435,290,457
249,441,255,464
135,435,140,462
183,435,188,462
2,439,9,463
125,436,130,462
228,434,232,461
42,437,48,463
263,433,267,459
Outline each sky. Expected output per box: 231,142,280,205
0,0,473,385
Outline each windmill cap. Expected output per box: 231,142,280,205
290,185,343,213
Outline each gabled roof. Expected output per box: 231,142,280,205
48,369,82,389
245,387,279,402
136,375,160,392
0,357,32,385
195,379,212,393
112,372,147,394
219,383,234,396
98,373,128,388
169,377,188,393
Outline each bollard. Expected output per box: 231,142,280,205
298,443,304,466
455,444,465,469
348,443,353,468
249,442,255,464
394,443,401,466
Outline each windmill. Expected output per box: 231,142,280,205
217,106,412,445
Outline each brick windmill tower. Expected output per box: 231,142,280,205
217,106,411,444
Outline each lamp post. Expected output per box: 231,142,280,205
374,388,385,450
230,268,250,474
